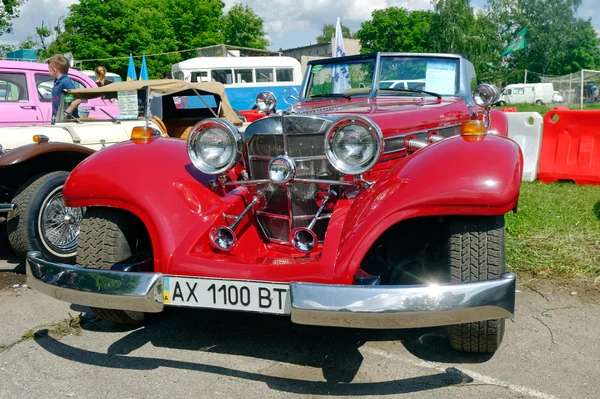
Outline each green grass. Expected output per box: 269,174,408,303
505,181,600,278
492,103,600,116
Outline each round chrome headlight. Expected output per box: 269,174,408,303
187,118,243,174
325,116,384,175
472,84,500,107
256,91,277,112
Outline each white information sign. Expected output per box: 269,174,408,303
117,90,138,119
424,61,457,95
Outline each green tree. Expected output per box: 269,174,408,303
220,3,269,49
430,0,477,55
487,0,599,82
46,0,228,79
316,23,354,44
356,7,434,53
0,0,26,36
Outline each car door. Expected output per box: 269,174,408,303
0,69,44,126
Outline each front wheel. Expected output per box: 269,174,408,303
535,99,543,105
497,100,506,106
7,171,83,264
77,208,152,324
444,215,506,353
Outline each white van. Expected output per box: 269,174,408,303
497,83,554,105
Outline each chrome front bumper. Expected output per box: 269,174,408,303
0,203,15,213
26,251,516,329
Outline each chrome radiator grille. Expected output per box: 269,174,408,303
245,115,341,243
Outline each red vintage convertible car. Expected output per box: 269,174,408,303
27,52,522,353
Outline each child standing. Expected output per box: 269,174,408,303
47,54,81,124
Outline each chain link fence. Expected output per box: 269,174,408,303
537,69,600,109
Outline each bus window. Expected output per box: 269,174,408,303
276,68,294,82
234,69,253,84
212,69,233,84
256,68,274,83
191,71,208,83
173,71,185,80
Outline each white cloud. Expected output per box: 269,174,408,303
2,0,599,53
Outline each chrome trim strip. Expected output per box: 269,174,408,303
247,154,327,162
293,179,358,186
224,179,358,187
290,273,516,329
0,203,15,213
383,123,462,142
224,179,271,186
292,214,332,221
26,251,164,313
257,211,289,220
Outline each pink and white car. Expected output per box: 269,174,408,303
0,60,118,126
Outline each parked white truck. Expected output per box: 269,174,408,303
496,83,554,106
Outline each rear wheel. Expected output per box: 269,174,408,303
535,99,543,105
77,208,152,324
444,215,506,353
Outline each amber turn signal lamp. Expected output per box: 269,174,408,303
131,126,157,142
461,120,486,135
33,134,49,144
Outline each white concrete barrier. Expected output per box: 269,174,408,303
506,112,543,182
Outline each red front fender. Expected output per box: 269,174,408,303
333,134,523,281
63,138,222,271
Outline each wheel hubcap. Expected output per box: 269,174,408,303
41,191,83,254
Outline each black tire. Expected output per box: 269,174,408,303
7,171,83,264
498,100,506,106
535,99,543,105
77,207,152,325
445,215,506,353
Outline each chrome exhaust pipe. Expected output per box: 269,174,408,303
290,190,336,253
209,191,266,251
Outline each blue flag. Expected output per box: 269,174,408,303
126,53,137,81
139,54,149,80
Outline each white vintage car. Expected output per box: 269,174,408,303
0,80,243,263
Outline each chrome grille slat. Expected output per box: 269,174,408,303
246,116,342,243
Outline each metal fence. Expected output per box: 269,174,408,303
538,69,600,110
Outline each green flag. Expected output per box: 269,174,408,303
501,26,528,56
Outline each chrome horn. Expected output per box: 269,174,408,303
290,190,337,253
209,191,266,251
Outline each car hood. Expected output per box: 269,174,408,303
288,96,471,134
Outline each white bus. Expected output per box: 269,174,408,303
171,56,302,110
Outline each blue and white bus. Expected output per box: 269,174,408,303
171,56,302,111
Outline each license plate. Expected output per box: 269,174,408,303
163,276,290,315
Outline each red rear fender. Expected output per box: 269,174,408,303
333,134,523,281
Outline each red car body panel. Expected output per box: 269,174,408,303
64,98,521,285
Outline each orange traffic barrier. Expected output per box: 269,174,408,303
538,109,600,185
502,107,517,112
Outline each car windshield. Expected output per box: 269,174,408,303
304,55,460,99
305,56,376,99
378,56,459,96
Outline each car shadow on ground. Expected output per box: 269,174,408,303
35,305,496,395
593,201,600,220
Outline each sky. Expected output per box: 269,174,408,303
1,0,599,53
